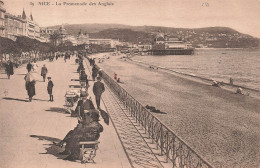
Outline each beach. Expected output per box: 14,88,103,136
93,53,260,168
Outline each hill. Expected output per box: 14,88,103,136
48,24,260,48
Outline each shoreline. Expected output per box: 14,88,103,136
129,56,260,99
195,47,260,50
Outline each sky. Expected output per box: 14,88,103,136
3,0,260,37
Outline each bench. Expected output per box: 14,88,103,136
79,141,100,163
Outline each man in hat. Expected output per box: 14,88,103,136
91,65,98,81
5,60,14,79
41,64,48,82
93,76,105,109
47,77,54,101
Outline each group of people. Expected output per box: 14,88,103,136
56,106,103,161
78,55,105,109
24,60,54,102
55,54,105,161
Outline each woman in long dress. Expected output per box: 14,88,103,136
31,59,39,72
24,67,36,102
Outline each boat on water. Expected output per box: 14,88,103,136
151,33,195,55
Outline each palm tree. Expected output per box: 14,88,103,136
49,32,61,47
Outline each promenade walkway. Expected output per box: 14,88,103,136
0,57,130,168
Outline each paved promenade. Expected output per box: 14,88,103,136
0,57,130,168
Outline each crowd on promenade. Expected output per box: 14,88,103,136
2,49,108,162
54,53,107,162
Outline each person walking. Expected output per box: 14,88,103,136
31,59,38,72
5,60,14,79
26,61,32,72
93,76,105,109
47,77,54,101
92,65,98,81
24,68,36,102
41,64,48,82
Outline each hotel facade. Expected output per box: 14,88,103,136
0,0,40,41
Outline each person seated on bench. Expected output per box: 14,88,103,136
82,96,95,110
75,96,96,120
77,63,84,73
56,111,103,161
80,70,88,81
80,70,89,88
71,99,83,117
71,95,95,118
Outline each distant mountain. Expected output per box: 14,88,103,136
48,24,260,48
49,23,132,34
89,29,154,44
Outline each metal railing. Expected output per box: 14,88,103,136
97,65,213,168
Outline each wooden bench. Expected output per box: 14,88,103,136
79,141,100,163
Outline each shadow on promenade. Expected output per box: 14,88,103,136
3,97,50,102
16,73,27,76
45,107,70,114
30,135,67,160
3,97,28,102
33,98,49,102
99,109,110,125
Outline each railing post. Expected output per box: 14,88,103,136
151,117,154,143
144,110,147,134
166,131,169,162
172,138,175,168
160,124,163,156
135,101,138,123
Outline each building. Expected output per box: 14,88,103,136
0,0,6,37
0,2,41,41
77,30,89,45
4,13,26,40
137,44,152,51
40,27,59,42
57,25,67,45
66,35,77,46
89,38,120,48
22,10,40,40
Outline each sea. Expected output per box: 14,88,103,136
133,48,260,91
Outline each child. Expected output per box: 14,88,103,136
47,77,54,101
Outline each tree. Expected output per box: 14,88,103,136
49,32,61,47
